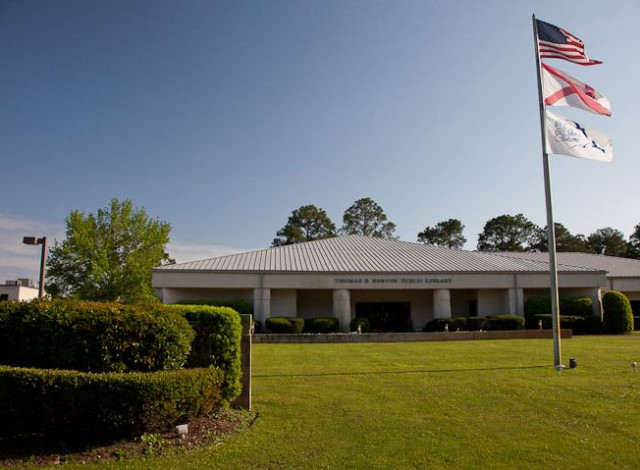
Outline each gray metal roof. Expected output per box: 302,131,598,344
155,235,601,274
494,251,640,278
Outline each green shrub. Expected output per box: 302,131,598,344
304,317,339,333
525,296,593,319
265,317,305,334
0,300,194,372
486,315,524,330
0,365,223,443
168,305,242,405
466,316,489,331
423,318,451,332
532,314,587,334
174,299,252,316
350,318,371,333
602,291,634,334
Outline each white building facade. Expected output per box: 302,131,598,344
150,236,635,331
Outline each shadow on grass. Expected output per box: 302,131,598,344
254,364,554,378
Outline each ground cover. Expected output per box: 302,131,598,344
6,336,640,469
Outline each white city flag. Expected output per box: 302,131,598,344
545,110,612,162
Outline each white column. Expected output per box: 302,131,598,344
433,289,451,319
253,288,271,325
508,288,525,317
333,289,351,332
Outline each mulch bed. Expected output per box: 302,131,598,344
0,408,256,466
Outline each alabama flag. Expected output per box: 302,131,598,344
545,110,612,162
542,63,611,116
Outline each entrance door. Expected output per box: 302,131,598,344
355,302,412,332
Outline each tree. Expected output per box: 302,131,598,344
46,198,172,302
477,214,543,252
417,219,466,248
537,223,589,252
586,227,628,256
271,204,336,247
627,223,640,259
341,197,397,239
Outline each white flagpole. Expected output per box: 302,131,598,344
533,14,563,368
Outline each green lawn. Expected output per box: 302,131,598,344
16,337,640,469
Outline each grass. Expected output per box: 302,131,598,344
9,336,640,469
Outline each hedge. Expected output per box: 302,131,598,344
0,365,223,443
602,290,634,334
265,317,305,334
423,317,467,332
486,315,525,330
0,300,194,372
531,314,587,334
350,317,371,333
304,317,339,333
525,296,593,318
168,305,243,405
174,299,252,316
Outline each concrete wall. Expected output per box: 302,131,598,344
297,290,332,318
160,287,253,305
477,289,509,317
271,289,297,317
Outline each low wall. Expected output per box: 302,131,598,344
253,329,573,344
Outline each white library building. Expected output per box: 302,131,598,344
152,235,640,331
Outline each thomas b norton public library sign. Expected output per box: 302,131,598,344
152,235,640,331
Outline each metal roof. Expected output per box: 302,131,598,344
494,251,640,278
155,235,601,274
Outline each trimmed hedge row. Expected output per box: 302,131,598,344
174,299,252,316
0,300,194,372
525,296,593,318
168,304,243,405
0,365,223,442
530,314,588,334
265,317,305,333
423,315,524,332
304,317,340,333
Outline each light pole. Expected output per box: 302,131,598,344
23,236,47,298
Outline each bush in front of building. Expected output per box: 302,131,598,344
0,299,194,372
531,314,587,334
602,290,634,334
265,317,305,334
0,365,224,443
485,315,525,330
466,316,490,331
168,304,243,405
174,299,252,316
304,317,339,333
524,296,593,328
350,318,371,333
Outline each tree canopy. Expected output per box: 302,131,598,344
477,214,543,252
341,197,397,239
46,198,173,302
417,218,466,249
586,227,628,257
628,223,640,259
538,223,589,253
271,204,336,247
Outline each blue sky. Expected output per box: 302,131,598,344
2,0,639,283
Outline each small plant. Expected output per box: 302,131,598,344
140,432,165,456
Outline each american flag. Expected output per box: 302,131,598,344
536,19,602,66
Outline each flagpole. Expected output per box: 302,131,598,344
533,14,563,368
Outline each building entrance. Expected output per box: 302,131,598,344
355,302,412,332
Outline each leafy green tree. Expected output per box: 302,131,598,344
46,198,172,302
586,227,628,256
477,214,543,252
417,219,466,248
271,204,336,247
627,223,640,259
341,197,397,239
537,223,589,252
